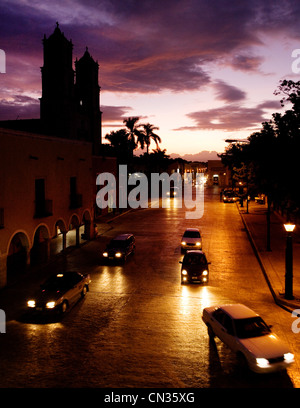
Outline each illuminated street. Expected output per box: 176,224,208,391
1,186,300,388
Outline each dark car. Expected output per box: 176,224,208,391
102,233,135,262
179,250,210,284
166,186,180,197
27,271,91,314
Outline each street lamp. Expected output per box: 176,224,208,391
284,223,296,300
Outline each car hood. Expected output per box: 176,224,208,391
182,238,201,244
182,264,207,273
239,334,290,358
106,248,125,254
32,289,65,303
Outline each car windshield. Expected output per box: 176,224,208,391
234,317,271,339
184,253,207,265
41,274,78,291
183,231,200,238
108,239,127,248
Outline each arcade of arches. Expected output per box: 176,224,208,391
4,210,93,285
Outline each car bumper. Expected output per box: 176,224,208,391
181,275,208,284
181,244,202,251
248,358,294,374
27,304,60,314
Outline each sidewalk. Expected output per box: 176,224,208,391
238,200,300,312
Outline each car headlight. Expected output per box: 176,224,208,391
182,270,188,275
103,252,108,257
196,242,201,246
115,252,122,258
256,358,269,368
27,300,36,308
46,301,56,309
202,270,208,276
284,353,294,363
181,241,186,246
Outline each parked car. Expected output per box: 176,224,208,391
202,304,294,373
27,271,91,314
102,233,135,262
181,228,202,252
179,250,210,284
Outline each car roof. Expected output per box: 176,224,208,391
113,233,133,240
184,228,200,232
185,250,205,255
219,304,258,320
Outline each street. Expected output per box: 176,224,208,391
1,186,300,388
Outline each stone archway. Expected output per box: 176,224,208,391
50,219,67,256
81,210,92,241
31,225,50,266
67,214,81,247
7,232,30,281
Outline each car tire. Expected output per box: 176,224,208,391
81,285,88,298
60,300,68,314
236,352,249,370
207,324,215,341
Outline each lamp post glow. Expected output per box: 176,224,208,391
284,223,296,300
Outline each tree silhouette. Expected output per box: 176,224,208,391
141,123,161,154
123,117,144,150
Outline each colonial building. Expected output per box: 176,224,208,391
207,160,230,187
0,24,115,287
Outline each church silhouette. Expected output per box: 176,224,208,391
0,23,102,155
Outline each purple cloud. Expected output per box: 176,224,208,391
0,0,299,122
213,80,246,102
178,100,282,132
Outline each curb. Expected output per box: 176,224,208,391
237,203,299,313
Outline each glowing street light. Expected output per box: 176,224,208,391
284,223,296,300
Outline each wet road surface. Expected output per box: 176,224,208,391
1,186,300,388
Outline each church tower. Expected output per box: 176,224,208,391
40,23,76,138
75,48,102,154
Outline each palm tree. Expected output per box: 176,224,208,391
104,128,133,163
123,117,144,150
141,123,161,154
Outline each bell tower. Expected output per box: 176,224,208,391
75,47,102,154
40,23,75,138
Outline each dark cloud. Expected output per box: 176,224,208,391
177,102,281,132
1,0,300,122
101,105,133,126
0,95,40,120
230,54,264,72
213,80,246,102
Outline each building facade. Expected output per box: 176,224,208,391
0,24,115,287
0,128,95,287
207,160,230,187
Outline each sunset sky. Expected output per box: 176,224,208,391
1,0,300,160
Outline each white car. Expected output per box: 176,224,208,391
181,228,202,252
202,304,294,373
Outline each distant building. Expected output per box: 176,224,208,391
207,160,229,187
0,24,116,288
